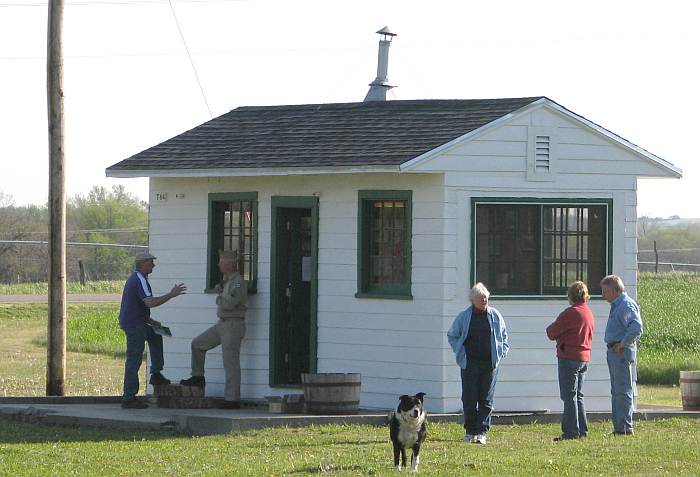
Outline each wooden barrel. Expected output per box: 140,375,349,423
301,373,361,415
679,371,700,411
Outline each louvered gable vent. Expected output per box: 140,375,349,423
535,135,551,172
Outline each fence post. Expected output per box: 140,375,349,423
653,240,659,274
78,260,86,285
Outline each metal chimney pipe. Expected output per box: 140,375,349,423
364,26,397,102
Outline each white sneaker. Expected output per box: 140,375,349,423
474,434,487,445
464,433,475,442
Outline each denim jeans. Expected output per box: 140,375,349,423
460,360,499,435
607,347,635,433
122,324,164,401
558,358,589,438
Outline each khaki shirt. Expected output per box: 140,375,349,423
216,272,248,319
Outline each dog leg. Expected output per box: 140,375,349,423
411,444,421,473
393,442,402,471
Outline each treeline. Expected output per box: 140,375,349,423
0,186,147,283
638,218,700,272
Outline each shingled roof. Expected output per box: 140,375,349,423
106,97,545,174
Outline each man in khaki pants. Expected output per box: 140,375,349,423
180,250,247,409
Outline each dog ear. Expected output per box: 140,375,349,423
415,392,426,403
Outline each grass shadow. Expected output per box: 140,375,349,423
0,418,189,444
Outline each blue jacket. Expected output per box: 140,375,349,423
447,306,509,369
604,292,643,347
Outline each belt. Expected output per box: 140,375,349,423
607,341,621,349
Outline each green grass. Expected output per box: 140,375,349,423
0,280,123,295
637,384,682,407
0,304,126,396
0,303,126,359
0,419,697,476
637,272,700,384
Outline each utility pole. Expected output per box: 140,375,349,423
46,0,66,396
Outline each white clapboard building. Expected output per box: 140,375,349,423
106,95,680,413
106,26,680,414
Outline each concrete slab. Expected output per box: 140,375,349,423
0,400,697,436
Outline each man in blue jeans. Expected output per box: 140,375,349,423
601,275,643,435
119,252,186,409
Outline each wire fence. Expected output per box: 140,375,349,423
637,243,700,273
0,240,147,283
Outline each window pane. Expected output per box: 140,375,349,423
543,205,606,294
367,199,407,287
474,205,539,294
211,198,257,289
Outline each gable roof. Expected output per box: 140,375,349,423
106,96,681,179
399,98,682,178
106,97,544,176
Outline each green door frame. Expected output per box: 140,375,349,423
269,196,319,386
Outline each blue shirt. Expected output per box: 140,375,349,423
447,306,509,369
604,292,643,346
118,271,153,328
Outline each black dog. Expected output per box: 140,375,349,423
389,393,427,472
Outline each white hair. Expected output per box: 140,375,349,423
600,275,625,293
469,282,490,300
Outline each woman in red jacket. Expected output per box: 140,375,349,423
546,281,595,441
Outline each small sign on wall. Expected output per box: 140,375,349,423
156,192,168,202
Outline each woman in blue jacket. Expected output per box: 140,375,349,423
447,283,509,445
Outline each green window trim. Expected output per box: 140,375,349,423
470,197,613,298
206,192,259,293
356,190,413,299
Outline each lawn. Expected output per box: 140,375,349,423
637,272,700,384
0,418,697,476
0,303,129,397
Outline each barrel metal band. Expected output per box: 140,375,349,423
303,382,360,388
306,400,360,406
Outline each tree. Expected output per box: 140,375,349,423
67,185,148,279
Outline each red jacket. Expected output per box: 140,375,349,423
546,302,595,362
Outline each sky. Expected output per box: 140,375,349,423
0,0,698,217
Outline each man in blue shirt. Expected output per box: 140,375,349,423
601,274,643,435
119,252,186,409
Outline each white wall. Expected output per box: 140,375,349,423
412,106,641,412
144,105,652,413
146,173,448,410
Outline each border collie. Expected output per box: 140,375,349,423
389,393,427,472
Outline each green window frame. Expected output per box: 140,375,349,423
356,190,413,299
207,192,258,293
471,198,612,297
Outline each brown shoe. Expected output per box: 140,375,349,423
180,376,205,387
121,399,148,409
612,430,634,436
220,400,240,409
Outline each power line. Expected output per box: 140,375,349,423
0,240,147,249
1,0,247,7
167,0,212,118
0,227,148,236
